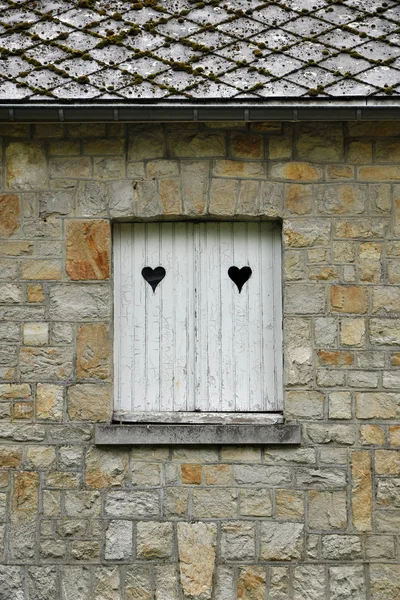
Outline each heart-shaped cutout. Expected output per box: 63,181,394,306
228,266,252,293
141,266,166,292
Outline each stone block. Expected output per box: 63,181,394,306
76,181,107,216
375,449,400,475
28,567,57,600
237,180,260,216
334,218,387,239
164,488,188,519
128,124,166,161
285,284,325,314
329,392,352,420
285,318,312,386
359,242,381,282
125,566,152,600
213,159,265,178
0,195,20,237
49,284,111,320
356,392,400,419
0,445,22,467
358,165,400,181
390,426,400,446
105,490,159,518
322,534,362,560
230,132,263,159
270,162,323,182
192,488,238,518
360,424,385,445
0,566,24,600
20,346,73,381
159,177,182,215
330,286,368,314
209,178,238,216
239,489,272,517
36,383,63,421
305,424,356,445
284,184,312,215
297,123,343,161
105,520,133,560
365,535,395,559
64,490,101,517
137,521,173,559
67,383,112,422
351,450,372,532
316,184,366,215
27,284,45,303
234,465,291,486
23,322,48,346
329,566,366,600
155,565,180,600
60,567,91,600
283,219,330,248
25,446,56,469
43,490,60,516
66,220,110,280
308,491,347,530
260,521,304,561
76,323,111,380
370,565,400,600
181,463,202,484
10,471,39,559
85,447,128,488
169,131,225,158
133,179,161,218
237,566,266,600
269,135,292,159
275,489,304,520
377,479,400,508
39,190,74,217
220,521,255,560
177,522,216,600
21,259,62,281
50,157,91,179
132,462,161,486
6,142,47,190
293,566,325,600
285,391,324,420
221,446,261,463
340,319,365,347
181,161,210,216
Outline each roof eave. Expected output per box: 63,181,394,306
1,98,400,122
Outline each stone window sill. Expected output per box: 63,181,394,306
95,412,300,445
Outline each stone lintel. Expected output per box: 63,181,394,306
95,423,300,446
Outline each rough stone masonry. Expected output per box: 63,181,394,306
0,120,400,599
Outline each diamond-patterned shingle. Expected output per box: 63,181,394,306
0,0,399,101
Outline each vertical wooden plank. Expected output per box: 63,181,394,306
174,222,190,411
186,223,196,411
113,223,121,410
260,223,275,411
231,222,249,411
271,225,283,411
205,222,221,412
219,222,235,411
159,223,174,411
118,224,135,411
132,224,147,412
247,222,263,411
145,223,161,411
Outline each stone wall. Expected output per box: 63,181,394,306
0,120,400,599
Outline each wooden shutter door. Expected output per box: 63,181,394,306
114,222,282,414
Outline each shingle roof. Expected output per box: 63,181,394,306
0,0,399,101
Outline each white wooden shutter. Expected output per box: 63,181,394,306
114,222,282,413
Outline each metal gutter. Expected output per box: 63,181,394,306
1,98,400,122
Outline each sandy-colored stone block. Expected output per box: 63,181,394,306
178,522,216,599
137,521,173,559
0,195,20,237
0,446,22,468
23,322,48,346
85,447,128,488
359,242,381,282
375,450,400,475
169,131,225,158
297,123,343,161
182,161,210,216
6,143,47,190
76,323,111,380
209,178,238,216
275,490,304,519
341,319,365,347
230,132,263,159
238,566,266,600
67,383,112,422
21,260,62,281
66,220,110,280
360,424,385,446
356,392,400,419
36,383,63,421
181,464,202,485
27,284,45,303
270,162,322,182
159,177,182,215
330,285,368,314
284,184,312,215
351,450,372,532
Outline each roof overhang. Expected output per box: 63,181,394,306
1,98,400,122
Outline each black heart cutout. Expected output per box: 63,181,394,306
228,266,252,293
141,266,166,292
